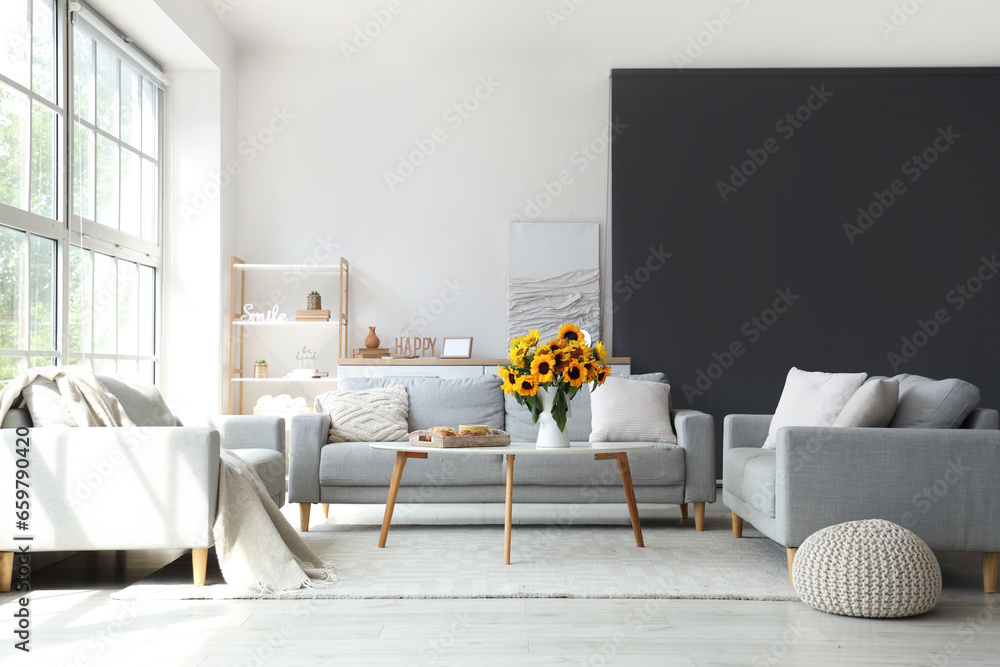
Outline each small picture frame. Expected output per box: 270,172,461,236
440,337,473,359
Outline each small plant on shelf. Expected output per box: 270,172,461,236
307,291,321,310
254,358,268,378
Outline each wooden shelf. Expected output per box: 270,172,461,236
338,357,632,366
231,320,337,327
234,263,342,272
231,377,338,383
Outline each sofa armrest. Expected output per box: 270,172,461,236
723,414,772,450
775,426,1000,550
0,426,220,552
963,408,999,430
288,413,331,504
672,409,716,503
206,415,285,457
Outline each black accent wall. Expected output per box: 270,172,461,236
610,68,1000,477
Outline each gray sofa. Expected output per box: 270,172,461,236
0,377,286,591
723,407,1000,592
289,375,716,531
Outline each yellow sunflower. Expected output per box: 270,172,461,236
515,374,540,397
530,354,556,383
558,322,583,343
563,360,587,387
592,341,607,364
523,329,540,347
593,365,610,386
549,344,571,372
497,366,520,395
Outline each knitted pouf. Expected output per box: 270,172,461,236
792,519,942,618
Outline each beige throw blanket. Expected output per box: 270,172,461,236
0,367,335,594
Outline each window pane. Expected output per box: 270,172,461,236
30,101,56,219
120,62,140,149
95,43,118,137
117,260,138,356
0,82,30,211
93,253,116,354
0,357,26,390
93,357,115,375
120,147,140,236
138,360,154,382
28,235,55,352
31,0,55,101
73,122,94,219
0,0,30,87
0,226,24,352
29,356,53,368
73,26,94,124
96,134,119,228
69,246,92,355
141,158,157,241
139,265,154,356
142,78,157,157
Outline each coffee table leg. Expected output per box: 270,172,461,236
504,454,514,565
379,451,427,548
613,453,644,548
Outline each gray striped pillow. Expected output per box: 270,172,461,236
589,377,677,444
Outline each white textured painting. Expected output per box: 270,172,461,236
507,222,600,342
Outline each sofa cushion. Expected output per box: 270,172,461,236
764,367,867,448
888,374,980,429
338,376,504,432
233,448,286,501
834,379,899,428
22,378,80,426
315,386,409,443
0,408,32,429
504,372,669,443
97,374,176,427
319,442,502,486
589,377,677,444
503,442,684,486
724,447,776,518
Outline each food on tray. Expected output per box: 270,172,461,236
457,430,476,436
428,426,459,436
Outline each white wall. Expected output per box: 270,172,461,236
232,0,1000,372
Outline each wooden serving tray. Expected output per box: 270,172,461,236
408,429,511,448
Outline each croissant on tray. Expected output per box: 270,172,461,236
428,426,459,437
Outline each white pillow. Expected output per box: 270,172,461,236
315,386,409,443
589,377,677,444
763,368,867,448
833,379,899,428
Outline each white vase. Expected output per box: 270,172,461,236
535,386,571,449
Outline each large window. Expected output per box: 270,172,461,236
0,0,164,388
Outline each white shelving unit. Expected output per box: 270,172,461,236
228,256,349,414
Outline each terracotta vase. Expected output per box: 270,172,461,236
365,327,380,349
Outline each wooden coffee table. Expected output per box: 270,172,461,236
369,441,654,565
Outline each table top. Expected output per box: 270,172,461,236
369,441,655,456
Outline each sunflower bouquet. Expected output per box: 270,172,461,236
497,323,612,431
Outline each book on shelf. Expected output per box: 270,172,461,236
353,348,390,359
286,368,330,379
295,316,331,322
296,309,330,316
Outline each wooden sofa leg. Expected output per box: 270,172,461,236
300,503,311,532
731,512,744,539
192,549,208,587
322,503,330,519
693,503,705,531
0,552,12,592
984,553,999,594
679,503,688,520
787,548,797,586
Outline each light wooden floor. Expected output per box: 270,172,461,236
2,500,999,666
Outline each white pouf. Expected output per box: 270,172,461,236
792,519,942,618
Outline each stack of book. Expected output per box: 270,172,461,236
286,368,330,379
296,309,331,322
353,348,390,359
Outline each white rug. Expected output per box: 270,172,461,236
113,521,799,601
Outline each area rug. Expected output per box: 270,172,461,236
113,520,799,601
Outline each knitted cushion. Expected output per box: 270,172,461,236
793,519,941,618
314,386,409,443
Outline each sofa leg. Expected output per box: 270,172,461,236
299,503,311,532
984,553,999,594
679,503,688,520
694,503,705,531
787,548,797,586
192,549,208,587
0,552,12,592
731,512,743,539
322,503,330,519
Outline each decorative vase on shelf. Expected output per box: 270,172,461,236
365,326,380,349
497,322,612,450
254,362,268,378
307,293,321,310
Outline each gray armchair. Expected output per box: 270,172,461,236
0,409,286,591
723,409,1000,592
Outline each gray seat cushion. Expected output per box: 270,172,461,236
338,376,504,432
888,374,979,429
320,443,503,486
503,443,684,486
232,448,286,500
724,448,776,517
